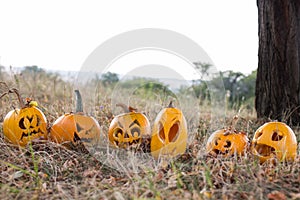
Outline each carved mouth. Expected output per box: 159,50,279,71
212,149,230,155
254,143,275,157
20,128,44,140
114,139,141,148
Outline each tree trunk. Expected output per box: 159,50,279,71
255,0,300,125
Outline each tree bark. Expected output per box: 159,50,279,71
255,0,300,125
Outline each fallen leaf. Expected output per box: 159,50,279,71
267,191,286,200
291,193,300,200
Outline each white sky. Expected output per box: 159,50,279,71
0,0,258,75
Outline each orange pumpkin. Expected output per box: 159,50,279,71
151,101,188,159
206,128,249,157
108,103,151,148
49,90,101,148
2,88,47,146
251,122,297,163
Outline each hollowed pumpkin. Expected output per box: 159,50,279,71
2,88,47,146
108,103,151,148
206,128,249,157
251,122,297,163
49,90,101,148
151,101,188,159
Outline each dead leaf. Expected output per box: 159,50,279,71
83,169,102,178
267,191,286,200
102,176,117,186
291,193,300,200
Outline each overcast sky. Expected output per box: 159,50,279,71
0,0,258,75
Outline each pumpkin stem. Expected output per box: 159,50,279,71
168,101,175,108
116,103,137,113
75,90,83,113
25,98,38,107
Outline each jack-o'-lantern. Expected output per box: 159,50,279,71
108,103,151,148
251,122,297,163
49,90,101,148
151,101,188,159
2,88,47,146
206,128,249,157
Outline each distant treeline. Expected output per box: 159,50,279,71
0,65,256,109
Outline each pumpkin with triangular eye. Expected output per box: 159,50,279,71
151,101,188,159
108,103,151,148
2,88,47,146
49,90,101,148
251,122,297,163
206,128,249,157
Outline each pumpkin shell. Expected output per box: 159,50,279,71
108,112,151,148
3,106,47,146
150,106,188,159
49,113,101,147
251,122,297,163
206,129,249,157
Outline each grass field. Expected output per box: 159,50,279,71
0,70,299,200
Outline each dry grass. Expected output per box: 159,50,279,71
0,70,299,200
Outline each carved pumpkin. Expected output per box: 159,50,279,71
151,101,188,159
2,89,47,146
108,103,151,148
251,122,297,163
49,90,101,148
206,128,249,157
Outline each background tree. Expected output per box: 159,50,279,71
101,72,119,86
255,0,300,125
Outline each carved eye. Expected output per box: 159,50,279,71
113,128,123,138
85,125,96,135
19,118,26,129
76,123,84,132
130,127,141,138
271,131,283,141
169,122,180,142
224,140,232,148
158,122,165,141
19,115,36,129
214,137,221,146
